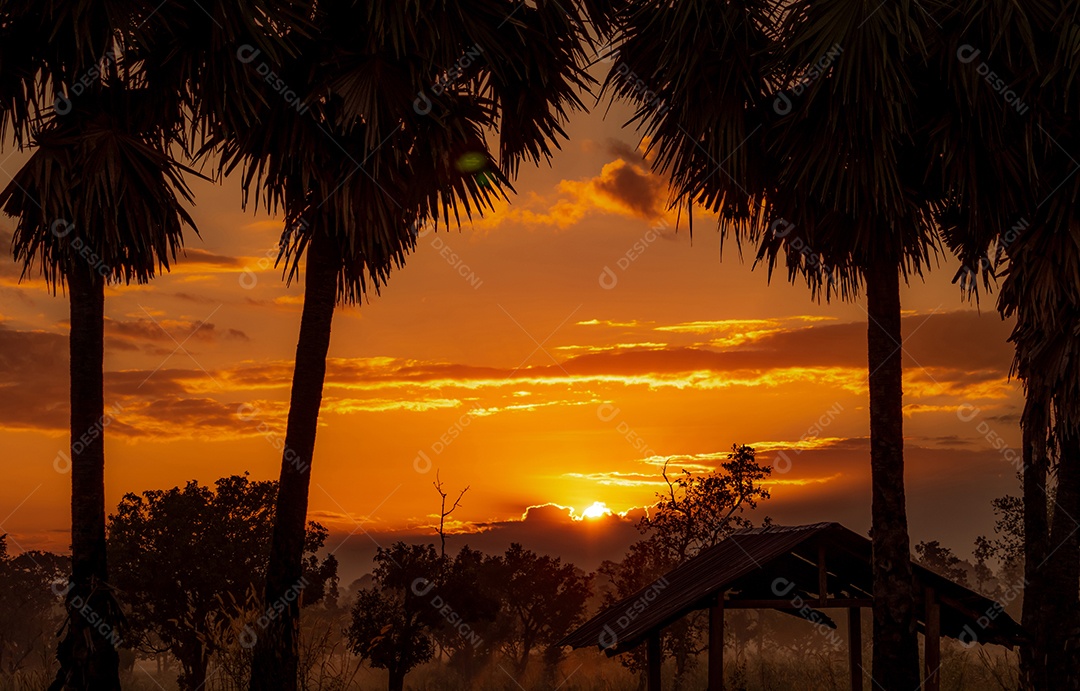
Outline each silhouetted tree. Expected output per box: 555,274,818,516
645,445,771,561
495,543,592,679
432,546,501,683
914,541,968,585
433,472,469,560
0,1,298,685
0,536,68,675
223,3,606,687
107,475,337,690
929,1,1080,684
601,0,975,680
602,445,771,688
346,543,443,691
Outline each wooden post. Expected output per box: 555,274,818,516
818,544,828,606
709,596,725,690
647,633,662,691
924,588,941,691
848,607,862,691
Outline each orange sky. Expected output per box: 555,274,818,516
0,97,1024,579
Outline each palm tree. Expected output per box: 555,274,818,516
0,81,195,691
0,7,190,689
932,2,1080,686
600,1,969,685
0,2,297,687
207,2,606,688
999,227,1080,689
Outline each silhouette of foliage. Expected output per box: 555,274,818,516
106,475,336,690
0,536,68,675
495,543,592,679
600,444,771,688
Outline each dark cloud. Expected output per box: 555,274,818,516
104,317,248,345
171,292,223,305
0,324,68,431
124,397,249,437
592,160,667,220
0,324,234,436
0,310,1016,439
327,503,643,583
310,311,1012,390
605,139,648,163
179,248,243,268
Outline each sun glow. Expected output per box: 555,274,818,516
581,501,612,519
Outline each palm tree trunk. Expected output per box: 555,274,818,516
1020,389,1050,690
49,262,121,691
864,264,919,690
250,231,338,691
1046,417,1080,690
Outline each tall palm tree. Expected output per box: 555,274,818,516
0,7,190,689
207,2,606,688
933,2,1080,686
601,1,967,685
0,79,196,691
0,2,298,687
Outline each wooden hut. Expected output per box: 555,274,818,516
560,523,1025,690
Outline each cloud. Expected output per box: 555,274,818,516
0,310,1018,441
105,317,248,345
575,318,653,329
471,157,670,231
177,248,244,268
0,325,69,432
325,501,646,582
570,159,668,220
605,139,649,163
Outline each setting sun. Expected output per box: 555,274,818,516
581,501,613,520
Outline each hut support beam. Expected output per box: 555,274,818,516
709,597,725,690
848,607,862,691
647,633,662,691
925,588,941,691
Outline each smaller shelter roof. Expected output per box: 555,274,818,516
561,522,1024,654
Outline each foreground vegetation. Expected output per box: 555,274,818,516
1,448,1025,690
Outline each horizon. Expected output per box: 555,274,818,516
0,100,1023,582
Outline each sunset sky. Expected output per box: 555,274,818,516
0,95,1024,581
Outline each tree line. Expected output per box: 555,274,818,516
1,1,1078,690
1,447,1029,690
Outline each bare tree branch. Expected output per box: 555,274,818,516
433,470,470,560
